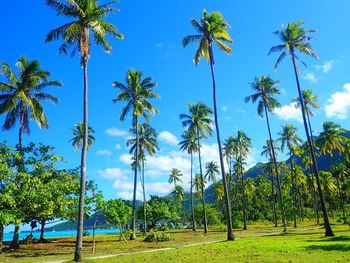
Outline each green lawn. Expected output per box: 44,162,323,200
1,223,349,263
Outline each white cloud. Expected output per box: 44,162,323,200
98,168,129,180
303,72,318,83
96,149,112,156
324,83,350,119
316,60,335,73
273,102,303,123
119,153,133,165
159,131,179,146
115,144,121,150
105,127,128,137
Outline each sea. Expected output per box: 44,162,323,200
3,228,120,242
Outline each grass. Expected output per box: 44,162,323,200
1,222,349,263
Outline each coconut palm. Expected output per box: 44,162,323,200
269,21,334,236
172,185,184,203
46,0,123,258
244,75,287,232
168,168,183,187
180,102,213,234
127,123,158,234
113,69,159,240
235,131,252,230
278,124,302,228
178,129,199,231
223,136,236,192
183,10,234,240
0,56,60,249
193,174,204,199
205,161,219,183
69,123,95,151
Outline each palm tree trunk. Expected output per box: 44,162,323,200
131,118,139,240
289,151,297,228
92,217,97,254
74,58,89,262
264,104,287,232
196,129,208,234
190,152,196,231
270,163,278,227
291,50,334,236
209,44,234,241
239,152,247,230
142,158,147,234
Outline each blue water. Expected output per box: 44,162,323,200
3,228,120,242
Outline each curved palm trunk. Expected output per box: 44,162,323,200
131,118,139,240
196,129,208,234
190,152,196,231
74,58,89,262
289,151,297,228
264,105,287,232
142,159,147,234
270,174,278,227
209,45,234,241
239,153,247,230
291,50,334,236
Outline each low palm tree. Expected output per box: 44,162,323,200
169,168,183,187
205,161,219,183
180,102,213,234
223,136,236,192
178,129,199,231
278,124,302,228
172,185,184,203
0,57,60,249
113,69,159,240
127,123,158,234
69,123,95,151
269,21,334,236
183,10,234,240
244,75,287,232
46,1,123,258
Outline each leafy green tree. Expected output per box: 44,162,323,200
46,0,123,259
179,129,199,231
205,161,219,183
194,204,221,226
168,168,183,187
180,102,213,234
183,9,234,240
103,198,132,243
113,69,159,240
69,123,95,151
269,21,334,236
245,75,287,232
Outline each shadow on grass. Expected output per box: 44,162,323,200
307,236,350,242
306,244,350,252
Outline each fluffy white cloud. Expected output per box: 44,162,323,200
119,153,133,165
273,102,303,123
159,131,179,146
303,72,318,83
316,60,335,73
324,83,350,119
105,127,128,137
98,168,129,180
96,149,112,156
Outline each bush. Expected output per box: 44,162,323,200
144,231,172,242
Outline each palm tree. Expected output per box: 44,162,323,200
168,168,183,187
127,123,158,234
205,161,219,183
178,129,199,231
261,139,280,227
113,69,159,240
193,173,204,199
235,131,252,230
269,21,334,236
278,124,302,228
0,57,60,249
183,10,234,240
172,185,184,203
223,136,236,192
180,102,213,234
69,123,95,151
46,1,123,259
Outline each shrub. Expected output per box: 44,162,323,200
144,231,172,242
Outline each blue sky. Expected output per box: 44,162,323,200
2,0,350,203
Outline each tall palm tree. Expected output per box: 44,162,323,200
168,168,183,187
205,161,219,183
0,57,60,249
278,124,302,228
180,102,213,234
235,131,252,230
223,136,236,192
69,122,95,151
193,173,204,199
127,123,158,234
113,69,159,240
244,75,287,232
46,1,123,259
183,10,234,240
261,139,280,227
178,129,199,231
269,21,334,236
